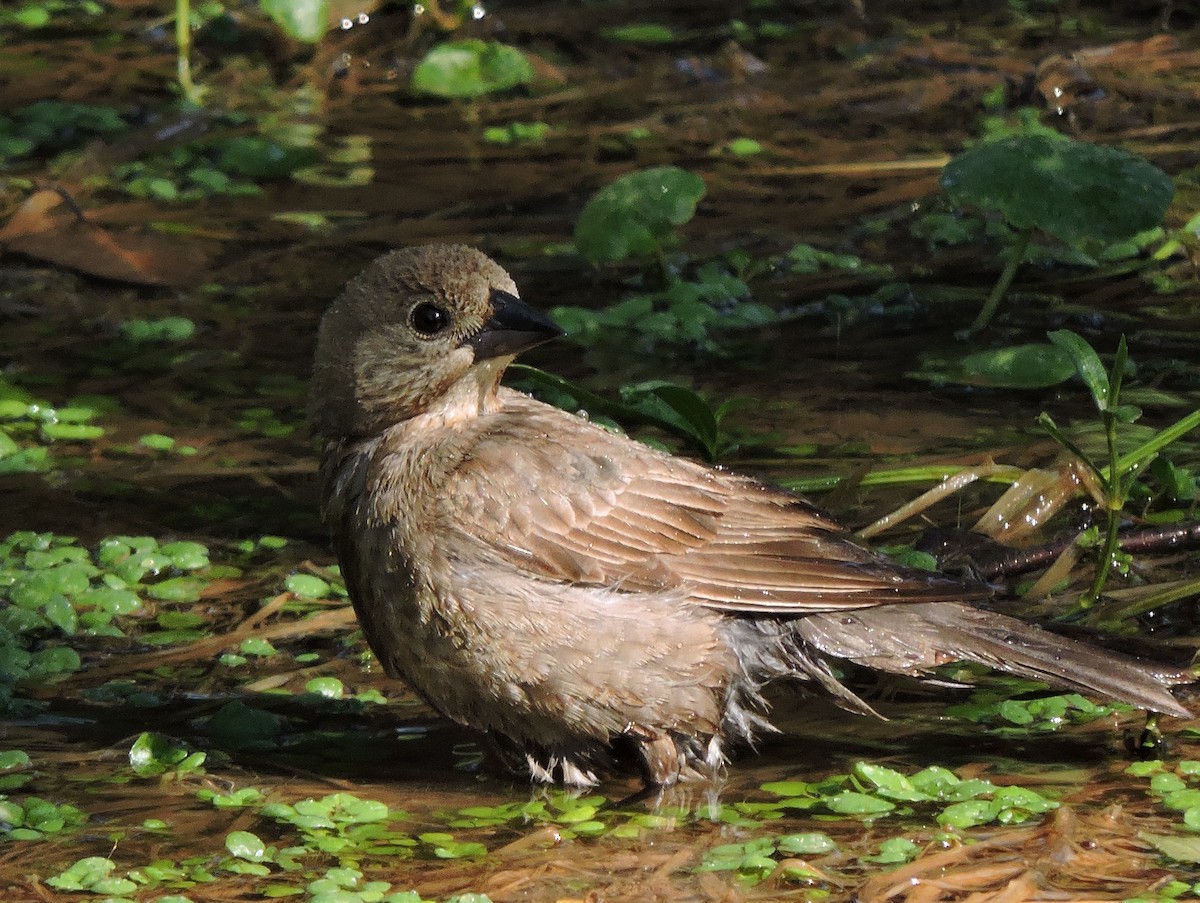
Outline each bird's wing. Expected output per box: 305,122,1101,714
443,393,985,613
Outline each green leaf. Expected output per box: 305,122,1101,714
411,40,534,99
217,137,317,180
938,798,997,828
777,832,836,854
574,166,706,263
0,751,31,769
619,381,720,460
1140,832,1200,864
824,791,895,815
286,573,332,598
761,780,811,797
120,317,195,343
260,0,328,42
917,343,1076,389
159,541,210,570
862,837,920,864
1151,458,1197,502
1110,334,1130,410
1047,330,1110,410
41,422,104,441
226,830,268,861
941,134,1174,247
129,732,197,776
601,23,678,43
46,856,119,891
139,433,176,451
853,762,929,801
725,137,764,156
146,576,207,602
207,701,283,747
305,677,344,699
26,645,81,680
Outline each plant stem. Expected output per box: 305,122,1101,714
1080,411,1122,608
176,0,198,104
969,226,1032,333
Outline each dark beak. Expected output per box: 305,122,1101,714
470,289,564,361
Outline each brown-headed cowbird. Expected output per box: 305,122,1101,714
310,244,1192,787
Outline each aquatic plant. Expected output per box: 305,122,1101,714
940,134,1174,331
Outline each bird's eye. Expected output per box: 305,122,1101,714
410,302,451,336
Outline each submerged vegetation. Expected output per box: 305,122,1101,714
1,0,1200,901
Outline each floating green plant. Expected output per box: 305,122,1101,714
574,166,706,264
411,40,535,99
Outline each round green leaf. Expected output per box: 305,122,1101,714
824,791,895,815
574,166,706,263
260,0,328,42
305,676,344,699
226,830,267,861
411,40,534,99
286,573,331,598
146,576,207,602
940,134,1174,247
207,701,283,747
777,832,837,854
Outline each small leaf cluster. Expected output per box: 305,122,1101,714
108,135,318,203
694,763,1056,886
448,792,621,839
237,405,299,438
47,851,230,901
945,688,1121,733
129,732,207,780
0,100,124,162
482,121,551,146
0,793,87,841
0,377,109,472
0,532,222,705
1130,759,1200,834
553,264,774,355
259,792,415,858
697,832,835,883
754,762,1057,828
781,243,893,279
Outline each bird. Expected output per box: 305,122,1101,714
310,243,1192,787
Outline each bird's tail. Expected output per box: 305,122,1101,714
795,601,1193,717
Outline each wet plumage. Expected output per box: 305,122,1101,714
311,244,1191,786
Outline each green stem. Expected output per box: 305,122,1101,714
1080,411,1122,608
1108,407,1200,480
969,226,1032,333
176,0,197,103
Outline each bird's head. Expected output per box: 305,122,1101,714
310,244,562,439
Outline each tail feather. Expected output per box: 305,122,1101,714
796,601,1192,718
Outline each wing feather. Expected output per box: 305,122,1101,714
444,391,986,612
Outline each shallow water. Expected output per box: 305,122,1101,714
2,2,1200,901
